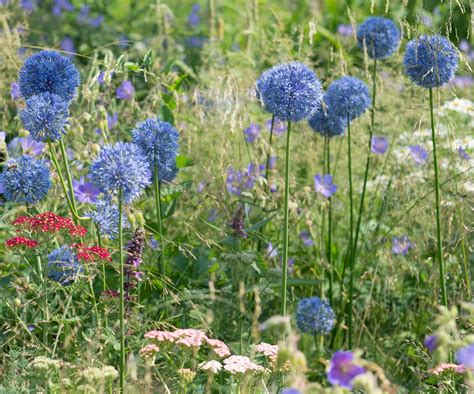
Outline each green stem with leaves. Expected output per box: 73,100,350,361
281,121,292,316
154,162,165,275
346,116,354,348
429,88,447,307
326,135,333,304
118,189,125,392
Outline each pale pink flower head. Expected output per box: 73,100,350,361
199,360,222,374
144,330,180,343
429,363,466,375
206,338,231,358
174,329,208,348
140,344,160,360
223,355,265,375
255,342,279,358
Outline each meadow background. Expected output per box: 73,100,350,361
0,0,473,392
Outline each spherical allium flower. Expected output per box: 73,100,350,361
256,62,323,122
20,92,69,142
0,155,51,204
357,17,400,59
85,199,129,239
131,118,179,180
89,142,151,204
404,35,458,88
47,245,83,285
308,102,346,137
456,344,474,369
327,351,366,389
18,50,80,101
325,77,371,121
159,163,179,183
296,297,335,335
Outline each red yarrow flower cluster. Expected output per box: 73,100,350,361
72,243,112,262
13,212,87,237
5,236,39,249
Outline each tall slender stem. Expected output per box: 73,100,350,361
118,189,125,392
281,121,292,316
429,88,447,307
154,162,165,276
59,139,78,218
326,136,333,304
353,58,377,263
346,116,354,348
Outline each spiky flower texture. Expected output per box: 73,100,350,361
132,118,179,180
256,62,323,122
19,50,80,102
47,245,83,286
325,77,371,121
404,35,458,88
86,199,128,239
0,155,51,204
308,97,346,137
20,92,69,142
89,142,151,204
296,297,335,335
357,17,400,59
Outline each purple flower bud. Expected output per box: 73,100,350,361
116,80,134,100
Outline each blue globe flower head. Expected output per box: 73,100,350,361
256,62,323,122
47,245,83,286
296,297,335,335
85,198,129,240
0,155,51,204
19,50,80,102
404,35,458,88
131,118,179,177
325,77,371,121
20,92,69,142
308,96,346,137
159,161,179,183
89,142,151,204
357,17,400,59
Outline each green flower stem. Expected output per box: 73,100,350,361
352,58,377,265
36,254,48,346
281,120,292,316
52,289,74,357
154,162,165,276
326,135,333,304
59,138,78,218
346,115,354,348
429,87,447,307
118,189,125,392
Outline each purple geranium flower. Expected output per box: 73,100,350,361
226,164,260,196
197,180,206,193
327,351,366,389
266,242,278,259
458,146,471,161
268,155,277,170
188,3,201,27
19,137,45,156
266,118,287,135
60,37,76,57
11,82,21,100
299,231,314,247
314,174,337,198
337,24,354,37
107,112,118,130
52,0,74,16
73,177,100,204
392,236,414,255
371,136,389,155
409,145,428,165
116,80,134,100
456,344,474,369
424,335,438,353
244,123,261,143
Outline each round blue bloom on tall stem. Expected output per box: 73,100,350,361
86,198,129,239
19,50,80,101
20,92,69,142
308,96,346,137
404,35,458,88
296,297,335,335
256,62,323,122
325,77,371,121
89,142,151,204
0,155,51,204
131,118,179,180
47,245,83,285
357,17,400,59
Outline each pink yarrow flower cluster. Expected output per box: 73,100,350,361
223,355,266,375
428,363,466,375
255,342,279,364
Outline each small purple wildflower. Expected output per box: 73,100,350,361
188,3,201,27
11,82,21,100
314,174,337,198
208,208,218,222
327,351,366,389
424,335,438,353
27,325,35,331
458,146,471,161
244,123,261,143
73,177,100,204
186,36,206,48
149,236,158,250
226,164,260,196
266,118,287,135
268,155,277,170
266,243,278,259
299,231,314,247
281,389,301,394
270,183,277,193
19,137,45,156
337,24,354,37
451,76,474,89
371,136,389,155
107,112,118,130
20,0,36,12
456,344,474,369
230,205,247,239
197,180,206,193
392,236,414,256
409,145,428,165
116,80,134,100
60,37,76,57
52,0,74,16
